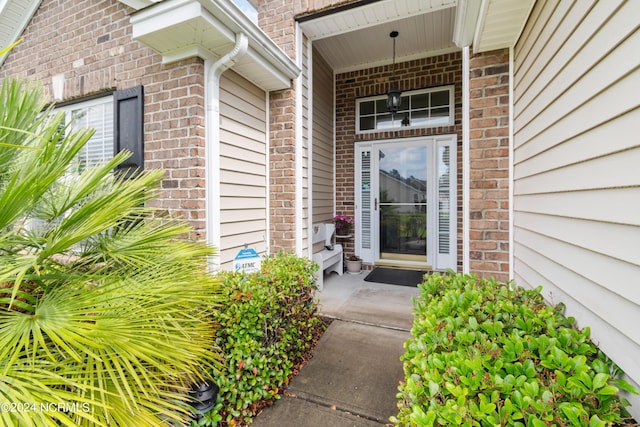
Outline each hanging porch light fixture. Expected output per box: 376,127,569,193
386,30,401,115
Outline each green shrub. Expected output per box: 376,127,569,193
393,273,638,427
194,253,323,426
0,78,221,426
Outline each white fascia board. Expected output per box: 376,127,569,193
453,0,482,48
472,0,535,53
160,45,216,64
472,0,490,51
130,0,234,41
241,48,293,90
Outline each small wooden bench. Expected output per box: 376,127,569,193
312,223,343,290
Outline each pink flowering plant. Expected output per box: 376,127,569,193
333,214,354,235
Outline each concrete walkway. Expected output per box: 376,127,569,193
252,271,420,426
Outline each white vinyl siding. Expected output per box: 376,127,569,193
311,47,334,224
219,71,267,269
512,0,640,411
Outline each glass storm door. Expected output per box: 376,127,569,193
377,143,428,264
355,136,456,270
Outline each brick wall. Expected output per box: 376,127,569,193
268,88,297,252
334,53,464,268
468,49,510,282
257,0,296,252
257,0,357,253
257,1,512,274
0,0,207,239
258,0,359,27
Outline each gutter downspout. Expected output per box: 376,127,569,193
303,25,314,259
295,22,304,257
205,33,249,270
508,46,515,281
462,45,470,274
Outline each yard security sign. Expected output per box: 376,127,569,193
233,247,261,273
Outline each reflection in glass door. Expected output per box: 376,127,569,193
378,144,428,263
355,136,456,270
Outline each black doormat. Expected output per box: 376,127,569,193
364,267,426,287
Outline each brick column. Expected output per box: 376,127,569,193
257,0,379,253
268,89,297,252
257,0,298,253
468,49,510,282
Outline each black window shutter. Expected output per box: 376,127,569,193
113,86,144,174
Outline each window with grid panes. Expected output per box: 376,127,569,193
356,85,453,134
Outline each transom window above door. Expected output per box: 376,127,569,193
356,85,454,134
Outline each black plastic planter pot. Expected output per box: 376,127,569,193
188,379,219,414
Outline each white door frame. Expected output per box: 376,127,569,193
355,135,457,270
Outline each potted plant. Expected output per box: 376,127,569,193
333,214,354,237
345,254,362,274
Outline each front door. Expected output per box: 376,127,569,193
355,136,457,270
377,142,428,264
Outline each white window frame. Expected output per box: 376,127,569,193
356,85,454,134
56,95,114,174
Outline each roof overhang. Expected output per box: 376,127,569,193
454,0,535,52
130,0,299,91
0,0,41,64
119,0,159,9
1,0,533,78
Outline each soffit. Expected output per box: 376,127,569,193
118,0,157,9
299,0,459,73
130,0,299,91
0,0,41,64
472,0,535,53
298,0,535,73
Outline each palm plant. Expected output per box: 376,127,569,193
0,78,220,426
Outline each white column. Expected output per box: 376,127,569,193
462,45,470,274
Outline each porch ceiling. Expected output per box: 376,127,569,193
298,0,535,73
299,0,458,74
0,0,534,74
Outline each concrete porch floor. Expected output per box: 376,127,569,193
316,269,421,331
